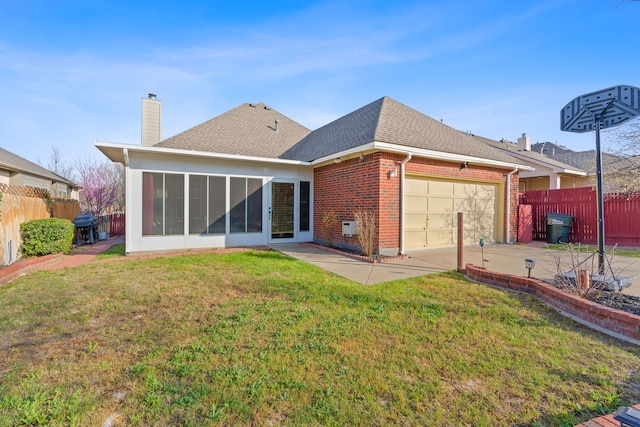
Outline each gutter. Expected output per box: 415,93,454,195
399,153,413,254
505,167,519,244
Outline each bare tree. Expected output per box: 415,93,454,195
604,118,640,193
39,145,76,182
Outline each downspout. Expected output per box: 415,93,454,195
399,153,413,254
505,167,518,244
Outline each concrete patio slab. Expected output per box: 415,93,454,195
271,242,640,296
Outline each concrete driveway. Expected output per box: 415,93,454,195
272,242,640,296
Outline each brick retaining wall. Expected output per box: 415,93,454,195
466,264,640,343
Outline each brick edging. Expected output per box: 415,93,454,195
465,264,640,344
299,242,408,264
0,254,64,285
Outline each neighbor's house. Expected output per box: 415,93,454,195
0,147,78,265
0,147,78,199
96,95,532,255
479,135,590,191
532,141,635,193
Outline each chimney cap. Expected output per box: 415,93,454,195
148,93,157,100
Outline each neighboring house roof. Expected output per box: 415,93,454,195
530,141,574,157
280,96,521,165
551,150,623,173
0,146,75,186
478,138,586,176
155,102,311,158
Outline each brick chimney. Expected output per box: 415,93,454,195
142,93,161,146
517,133,531,151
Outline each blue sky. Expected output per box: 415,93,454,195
1,0,639,169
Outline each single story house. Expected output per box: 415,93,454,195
96,95,532,255
0,147,78,199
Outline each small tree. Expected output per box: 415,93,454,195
321,211,338,248
75,155,123,217
354,211,377,257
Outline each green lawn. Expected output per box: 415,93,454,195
1,250,639,426
543,243,640,258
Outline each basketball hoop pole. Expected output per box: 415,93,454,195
594,117,606,273
584,97,616,274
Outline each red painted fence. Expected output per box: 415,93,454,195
519,188,640,247
109,213,125,237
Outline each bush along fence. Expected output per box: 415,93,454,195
466,264,640,344
519,187,640,246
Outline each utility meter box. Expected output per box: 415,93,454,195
342,221,357,237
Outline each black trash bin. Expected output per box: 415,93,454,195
545,213,574,243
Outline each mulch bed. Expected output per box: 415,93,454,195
587,292,640,316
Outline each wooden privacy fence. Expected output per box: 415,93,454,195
51,200,80,221
519,188,640,246
108,213,125,236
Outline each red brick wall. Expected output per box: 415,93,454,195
313,152,522,253
314,153,385,251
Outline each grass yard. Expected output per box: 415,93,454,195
543,243,640,258
1,250,639,426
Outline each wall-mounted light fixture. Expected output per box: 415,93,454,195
388,168,398,178
460,161,469,169
334,157,341,164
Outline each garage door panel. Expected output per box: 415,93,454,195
427,229,455,247
405,195,428,211
453,198,474,212
405,213,427,230
476,201,496,216
405,177,498,251
406,231,427,249
428,213,453,229
429,180,454,195
476,185,496,198
405,179,428,195
454,182,477,197
429,197,454,213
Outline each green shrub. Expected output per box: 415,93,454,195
20,218,74,256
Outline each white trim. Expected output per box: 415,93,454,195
310,141,534,171
95,141,311,167
505,167,518,244
503,151,586,176
399,153,412,255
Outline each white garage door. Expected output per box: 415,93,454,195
404,177,498,250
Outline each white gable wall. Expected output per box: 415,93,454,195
125,150,313,253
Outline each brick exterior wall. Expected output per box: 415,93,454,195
466,264,640,343
313,152,521,255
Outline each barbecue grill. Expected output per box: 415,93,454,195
73,214,98,245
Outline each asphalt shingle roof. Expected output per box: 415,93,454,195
0,146,74,184
280,96,520,164
478,137,587,173
155,102,311,158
